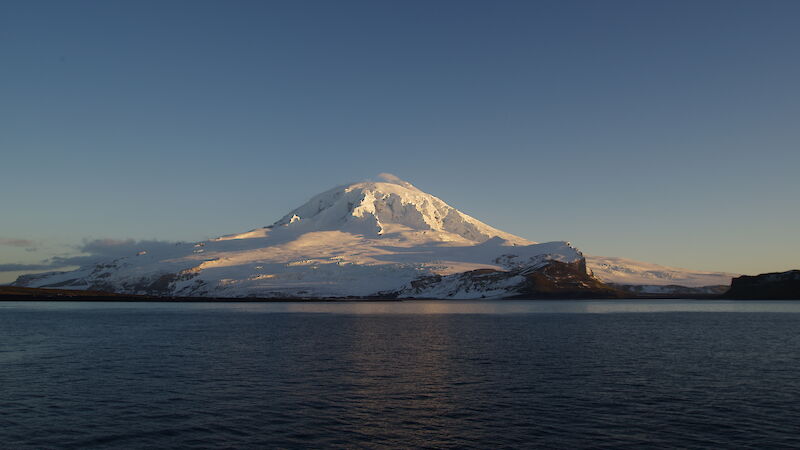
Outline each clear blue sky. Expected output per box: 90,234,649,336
1,0,798,282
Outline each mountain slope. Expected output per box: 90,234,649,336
13,174,733,298
14,175,583,298
586,256,736,290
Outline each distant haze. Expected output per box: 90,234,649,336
1,0,798,283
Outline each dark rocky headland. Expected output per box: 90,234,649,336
723,270,800,300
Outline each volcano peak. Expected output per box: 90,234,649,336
271,175,532,245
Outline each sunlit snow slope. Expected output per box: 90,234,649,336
15,175,579,297
586,256,736,289
14,174,735,297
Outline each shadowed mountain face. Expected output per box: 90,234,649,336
724,270,800,299
11,175,730,299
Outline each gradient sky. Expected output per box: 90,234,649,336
1,0,799,283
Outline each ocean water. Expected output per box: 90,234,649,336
2,300,800,449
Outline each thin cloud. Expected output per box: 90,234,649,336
0,238,181,273
78,238,179,258
0,263,52,271
0,238,37,248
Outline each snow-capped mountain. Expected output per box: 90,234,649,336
13,174,735,298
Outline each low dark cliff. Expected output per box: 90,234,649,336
723,270,800,300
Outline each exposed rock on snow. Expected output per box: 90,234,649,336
610,283,729,297
391,260,619,299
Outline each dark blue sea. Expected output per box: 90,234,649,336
2,300,800,449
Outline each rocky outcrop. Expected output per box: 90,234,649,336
391,259,620,299
723,270,800,299
512,260,621,299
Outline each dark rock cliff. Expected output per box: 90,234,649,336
511,260,621,299
723,270,800,300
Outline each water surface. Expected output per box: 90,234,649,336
2,300,799,448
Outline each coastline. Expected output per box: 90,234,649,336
3,285,795,302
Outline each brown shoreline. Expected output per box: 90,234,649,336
2,285,794,302
0,286,401,302
0,286,683,301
